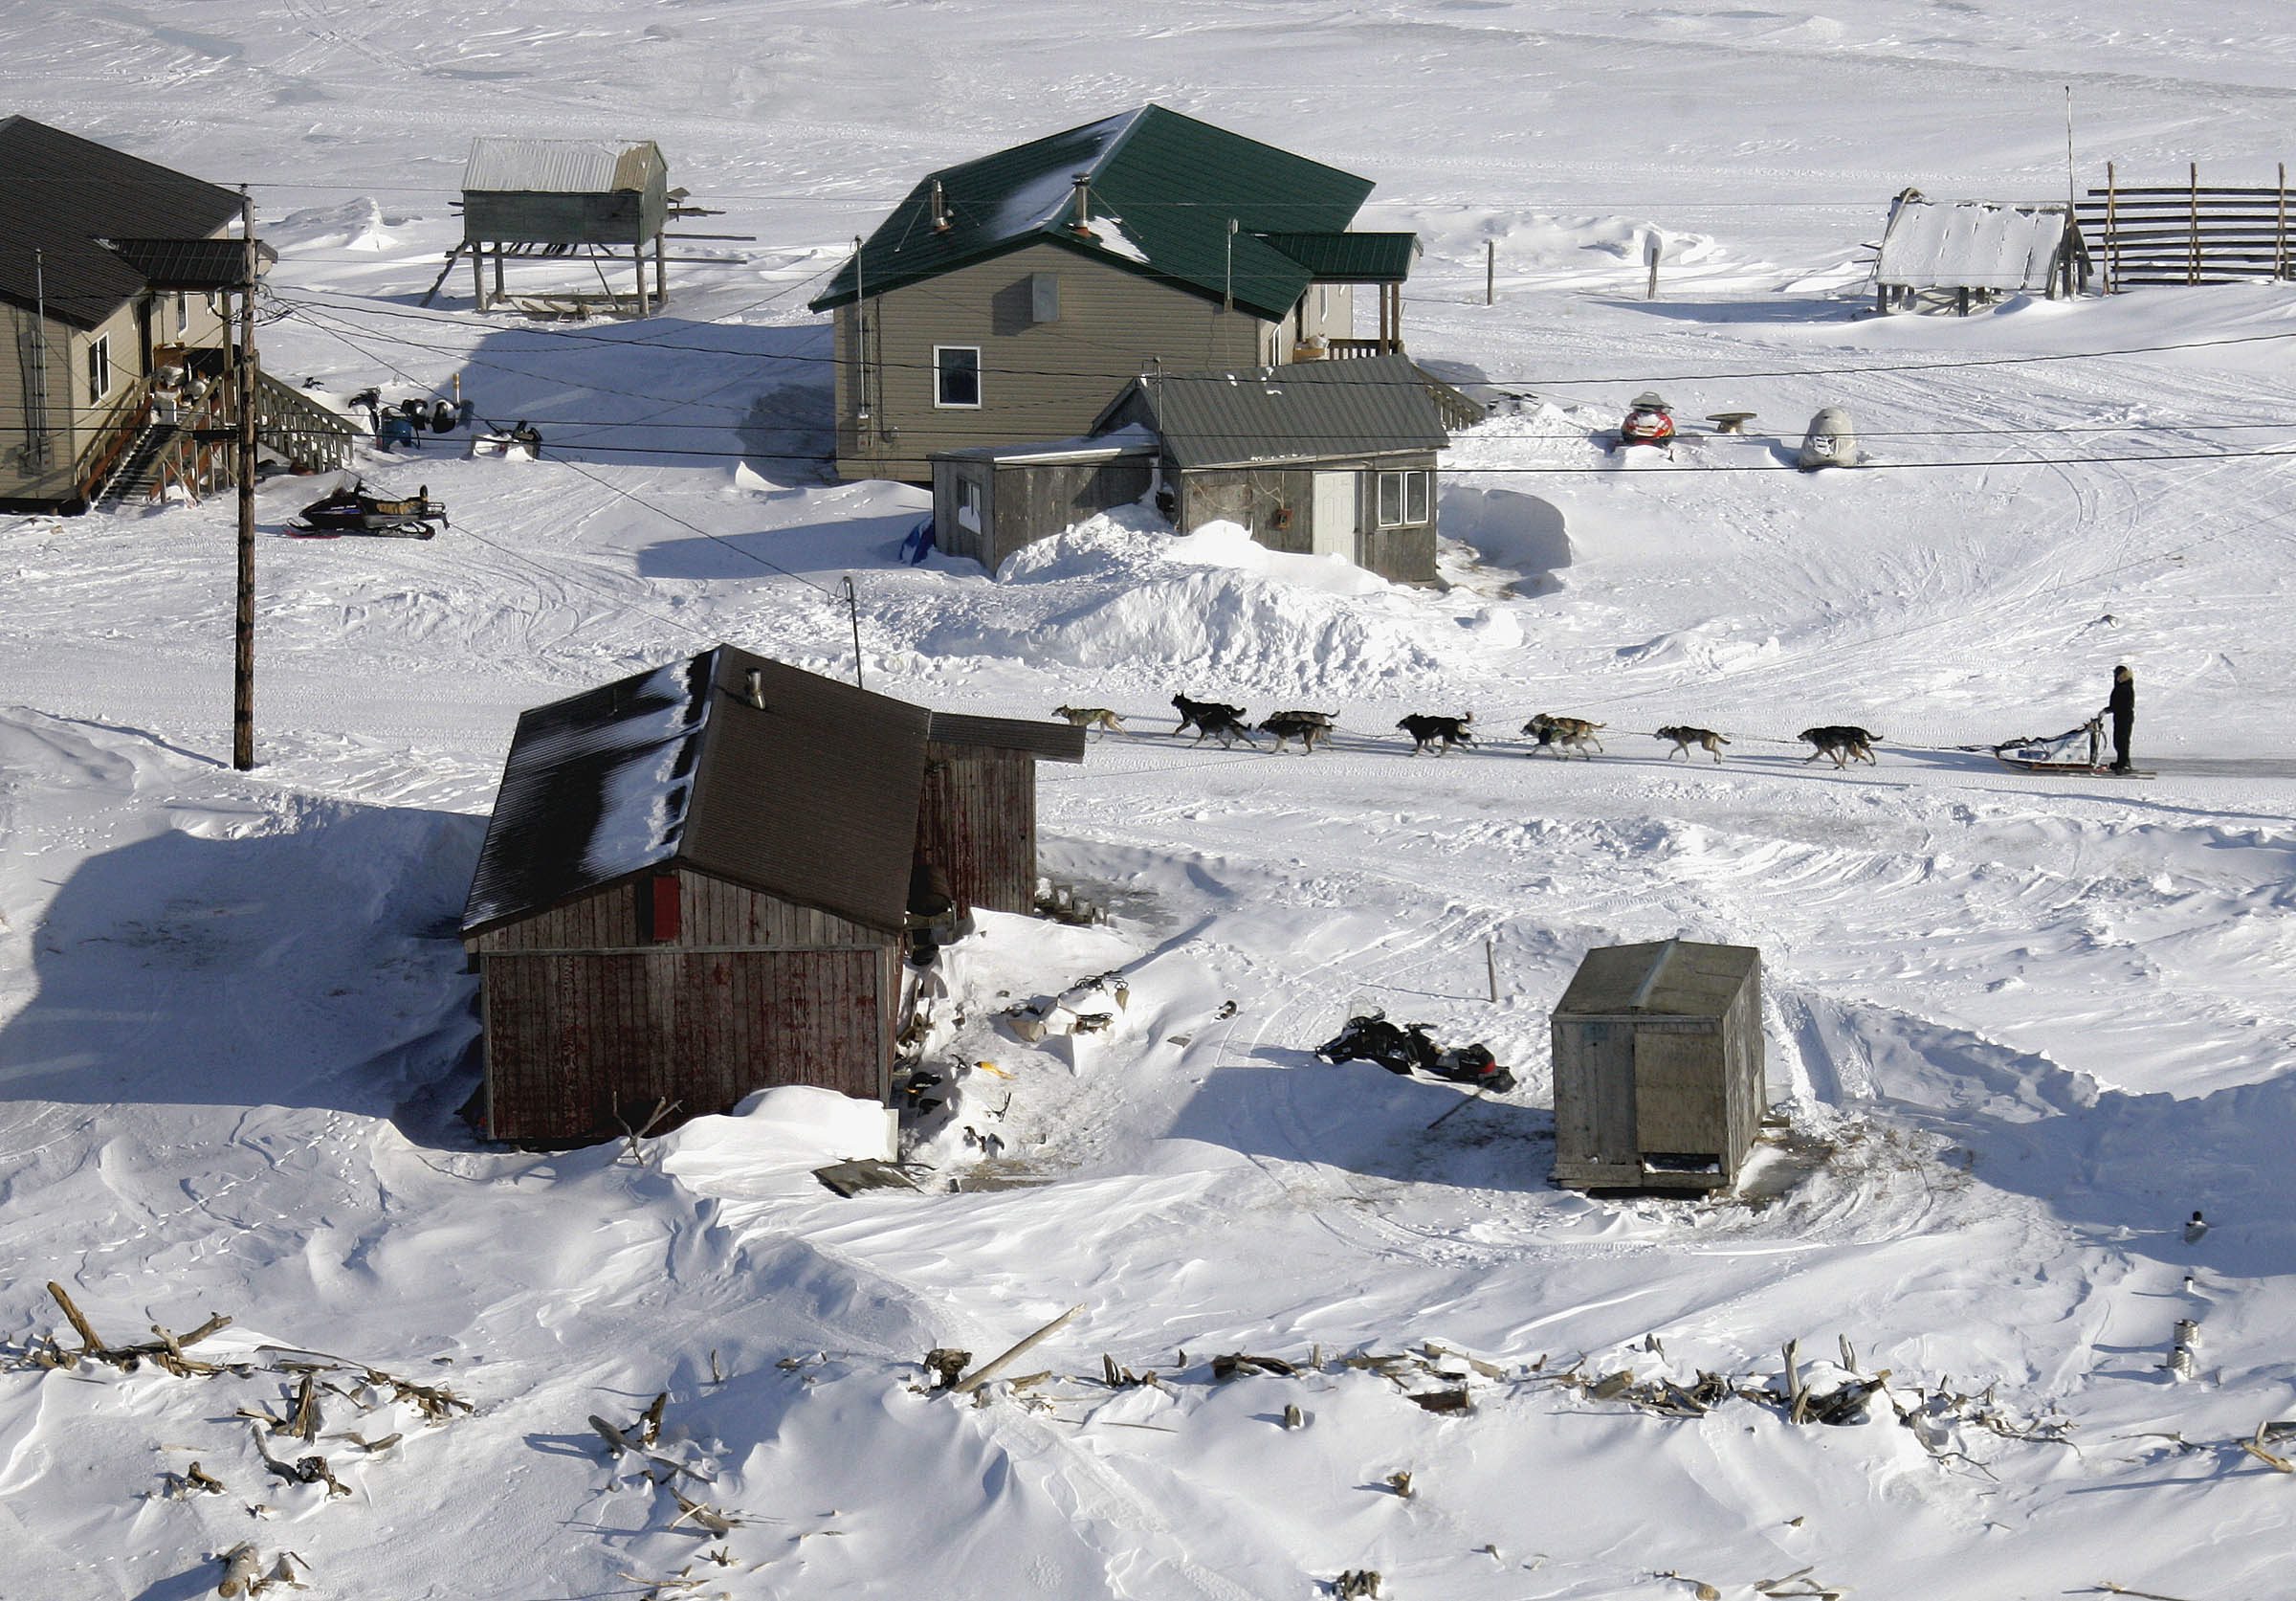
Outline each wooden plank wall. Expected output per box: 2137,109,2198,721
481,946,886,1144
471,869,884,953
918,744,1037,915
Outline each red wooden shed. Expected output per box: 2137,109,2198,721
460,645,1081,1145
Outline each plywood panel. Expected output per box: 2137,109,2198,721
1634,1026,1724,1156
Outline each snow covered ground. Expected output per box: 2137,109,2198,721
2,4,2293,1597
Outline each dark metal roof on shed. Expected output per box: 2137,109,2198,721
97,235,274,290
0,116,242,327
1554,939,1759,1018
461,646,931,939
1096,351,1450,470
928,712,1087,764
808,105,1383,323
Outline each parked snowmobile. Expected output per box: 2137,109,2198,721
1615,391,1677,451
1314,1009,1515,1093
1798,406,1863,470
286,478,449,540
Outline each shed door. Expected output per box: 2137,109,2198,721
1574,1021,1638,1167
1311,472,1357,561
1635,1026,1722,1158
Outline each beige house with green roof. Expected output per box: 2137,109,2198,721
808,105,1418,483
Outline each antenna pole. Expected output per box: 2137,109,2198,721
842,576,863,689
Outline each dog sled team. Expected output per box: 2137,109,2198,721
1053,695,1898,768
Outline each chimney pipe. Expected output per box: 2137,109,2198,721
930,178,950,233
1067,174,1093,238
744,667,765,710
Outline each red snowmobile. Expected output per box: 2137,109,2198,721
1615,391,1677,451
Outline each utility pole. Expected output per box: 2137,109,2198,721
233,186,257,771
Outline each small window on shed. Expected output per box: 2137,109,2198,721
1377,469,1431,527
956,475,982,532
935,345,981,409
1028,273,1060,323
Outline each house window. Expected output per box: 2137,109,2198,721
86,335,112,404
174,292,188,336
1376,469,1431,527
934,345,981,409
955,476,982,532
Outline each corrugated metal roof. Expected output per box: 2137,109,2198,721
929,712,1088,764
1554,940,1758,1018
0,116,242,327
1874,191,2078,290
462,646,931,938
462,137,666,195
1257,230,1419,282
809,104,1378,322
1096,351,1449,470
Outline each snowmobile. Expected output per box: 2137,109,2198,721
1991,717,2148,777
1798,406,1863,471
286,478,449,540
1314,1009,1515,1093
1613,391,1677,452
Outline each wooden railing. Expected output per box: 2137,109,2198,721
2078,163,2293,289
1321,337,1405,359
77,380,154,505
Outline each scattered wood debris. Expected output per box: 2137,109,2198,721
1334,1569,1382,1598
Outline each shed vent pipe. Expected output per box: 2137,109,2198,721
1067,174,1093,238
931,179,950,233
744,667,765,709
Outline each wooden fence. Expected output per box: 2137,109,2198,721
2076,164,2292,290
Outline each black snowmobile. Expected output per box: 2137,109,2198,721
1314,1009,1514,1093
286,478,449,540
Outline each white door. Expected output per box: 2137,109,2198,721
1311,471,1357,562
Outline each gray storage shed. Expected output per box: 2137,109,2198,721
461,137,672,315
1550,939,1764,1192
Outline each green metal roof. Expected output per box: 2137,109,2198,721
1093,352,1448,471
1255,231,1418,282
809,105,1381,322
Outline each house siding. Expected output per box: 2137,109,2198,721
834,241,1274,482
917,741,1039,915
1,300,77,506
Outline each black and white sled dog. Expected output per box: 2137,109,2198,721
1397,712,1474,756
1171,692,1249,742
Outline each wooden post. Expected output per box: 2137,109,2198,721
1486,938,1498,1003
2106,161,2118,294
655,231,669,307
232,187,257,772
1485,239,1494,306
494,248,505,302
951,1304,1083,1394
471,241,486,310
2188,162,2200,287
2279,163,2288,281
635,241,649,316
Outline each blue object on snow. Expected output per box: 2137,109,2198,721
901,515,937,565
377,414,418,450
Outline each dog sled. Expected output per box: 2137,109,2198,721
1314,1010,1514,1093
1991,717,2151,777
285,478,449,540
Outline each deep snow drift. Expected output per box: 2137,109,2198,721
3,4,2295,1598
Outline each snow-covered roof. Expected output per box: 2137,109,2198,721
462,137,665,195
1874,190,2078,290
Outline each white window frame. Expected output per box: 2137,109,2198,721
174,291,189,337
86,335,113,405
955,476,982,532
1376,468,1431,528
934,345,982,410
